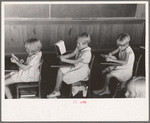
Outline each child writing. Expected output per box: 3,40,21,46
125,76,145,98
5,38,42,99
93,33,135,95
47,32,92,98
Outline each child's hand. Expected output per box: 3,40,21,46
60,57,65,62
20,59,24,64
12,54,19,61
10,57,18,63
106,57,113,62
107,53,112,57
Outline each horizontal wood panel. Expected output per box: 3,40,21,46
5,19,145,54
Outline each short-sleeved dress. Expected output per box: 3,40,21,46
11,51,42,82
110,46,135,82
60,47,92,84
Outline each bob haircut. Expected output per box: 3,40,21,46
127,76,145,98
24,38,42,53
117,33,130,46
77,32,91,45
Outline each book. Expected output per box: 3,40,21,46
20,89,37,98
11,54,20,62
54,40,66,55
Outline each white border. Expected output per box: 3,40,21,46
1,1,149,121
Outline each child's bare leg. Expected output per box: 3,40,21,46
47,69,63,98
93,73,113,95
5,73,11,79
5,77,16,99
54,69,63,92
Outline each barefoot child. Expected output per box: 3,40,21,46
93,33,135,95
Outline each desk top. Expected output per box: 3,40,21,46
101,62,122,66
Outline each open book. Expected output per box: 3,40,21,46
54,40,66,56
11,54,20,62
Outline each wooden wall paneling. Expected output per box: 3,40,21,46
18,25,24,47
100,24,113,48
124,24,135,45
131,23,144,45
5,25,11,50
65,24,73,50
22,25,28,44
35,25,44,45
27,25,36,39
79,24,87,34
91,24,99,48
86,24,93,48
70,24,79,50
10,25,20,47
50,25,58,51
43,25,51,51
57,24,66,41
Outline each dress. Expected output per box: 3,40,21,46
60,47,92,84
110,46,135,82
11,51,42,82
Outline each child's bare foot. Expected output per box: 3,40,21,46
93,89,105,95
98,89,110,96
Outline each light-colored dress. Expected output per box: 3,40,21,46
60,47,92,84
11,51,42,82
110,46,135,82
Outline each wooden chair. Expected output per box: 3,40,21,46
69,54,95,98
16,59,44,99
114,54,143,98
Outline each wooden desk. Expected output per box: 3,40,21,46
101,62,122,66
51,64,75,68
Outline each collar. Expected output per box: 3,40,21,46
121,45,129,52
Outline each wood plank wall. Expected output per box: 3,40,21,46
5,19,145,54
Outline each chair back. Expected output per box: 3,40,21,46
87,54,95,97
133,54,142,77
38,59,44,85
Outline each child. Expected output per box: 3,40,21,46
125,76,145,98
47,32,92,98
93,33,135,95
5,38,42,99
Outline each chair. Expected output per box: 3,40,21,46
16,59,44,99
69,54,95,98
114,54,143,98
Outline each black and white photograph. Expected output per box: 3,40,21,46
1,1,149,121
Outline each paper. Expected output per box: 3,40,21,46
54,40,66,55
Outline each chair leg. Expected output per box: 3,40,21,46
17,87,19,99
39,87,41,98
69,85,72,98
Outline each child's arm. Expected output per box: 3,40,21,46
106,52,131,65
108,48,120,57
62,52,76,59
10,58,31,70
60,56,83,64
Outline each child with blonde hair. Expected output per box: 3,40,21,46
5,38,42,99
93,33,135,95
47,32,92,98
125,76,145,98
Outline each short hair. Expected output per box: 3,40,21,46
77,32,91,44
24,38,42,53
117,33,130,46
127,76,145,98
